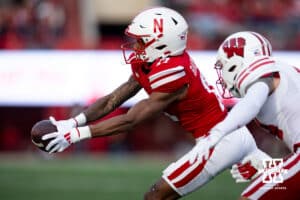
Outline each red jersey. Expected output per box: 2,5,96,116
131,51,227,138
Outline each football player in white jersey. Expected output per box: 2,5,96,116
194,31,300,200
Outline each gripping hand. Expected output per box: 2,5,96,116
231,155,264,183
49,116,77,133
42,117,91,153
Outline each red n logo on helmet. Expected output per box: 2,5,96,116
153,18,163,33
222,37,246,58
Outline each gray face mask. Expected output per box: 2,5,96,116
229,87,241,98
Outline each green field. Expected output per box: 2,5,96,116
0,153,247,200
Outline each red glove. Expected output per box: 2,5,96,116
231,155,264,183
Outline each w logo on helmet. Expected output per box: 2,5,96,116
153,18,163,33
222,37,246,58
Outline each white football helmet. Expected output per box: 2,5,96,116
215,31,272,98
121,7,188,64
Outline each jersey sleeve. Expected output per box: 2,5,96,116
214,81,269,135
236,56,276,97
148,65,189,93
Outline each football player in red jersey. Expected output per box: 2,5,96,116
41,8,270,199
196,31,300,200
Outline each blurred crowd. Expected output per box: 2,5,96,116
0,0,296,156
0,0,82,49
167,0,300,50
0,0,300,50
0,0,66,49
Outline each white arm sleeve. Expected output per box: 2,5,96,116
213,81,270,135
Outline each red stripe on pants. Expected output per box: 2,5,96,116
168,148,214,188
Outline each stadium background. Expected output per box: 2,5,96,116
0,0,299,199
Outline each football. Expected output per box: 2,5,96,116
31,120,57,152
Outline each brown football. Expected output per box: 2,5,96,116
31,120,57,152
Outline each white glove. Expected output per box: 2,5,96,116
49,113,87,132
189,137,209,164
230,155,264,183
49,116,77,134
188,135,218,164
42,126,91,153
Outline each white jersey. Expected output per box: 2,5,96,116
239,59,300,152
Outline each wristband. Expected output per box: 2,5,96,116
73,113,87,127
71,126,92,143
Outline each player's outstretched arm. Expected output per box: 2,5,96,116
89,85,187,137
83,76,141,123
211,81,270,139
188,82,271,160
43,85,188,153
48,76,142,133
